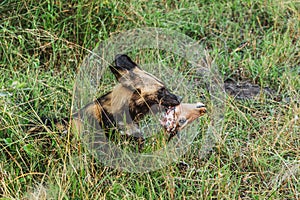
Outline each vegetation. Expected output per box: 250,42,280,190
1,0,299,199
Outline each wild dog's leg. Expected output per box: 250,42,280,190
126,122,144,151
117,121,144,151
128,123,144,150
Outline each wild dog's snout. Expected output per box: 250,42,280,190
158,88,181,107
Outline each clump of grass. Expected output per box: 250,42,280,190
1,0,299,199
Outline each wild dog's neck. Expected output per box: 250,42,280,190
101,84,152,122
109,84,132,113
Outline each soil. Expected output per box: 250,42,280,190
224,78,281,101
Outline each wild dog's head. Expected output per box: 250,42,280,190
109,54,181,115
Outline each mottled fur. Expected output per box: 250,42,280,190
32,54,181,142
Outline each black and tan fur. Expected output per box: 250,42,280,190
37,54,181,142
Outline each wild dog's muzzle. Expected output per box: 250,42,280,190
158,89,181,107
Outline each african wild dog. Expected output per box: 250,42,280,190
51,54,181,143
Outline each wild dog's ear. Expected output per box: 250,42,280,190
109,54,138,80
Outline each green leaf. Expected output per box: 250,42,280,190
23,144,34,156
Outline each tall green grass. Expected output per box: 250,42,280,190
1,0,299,199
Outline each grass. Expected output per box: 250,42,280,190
0,0,299,199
